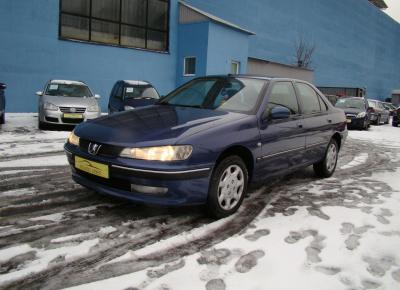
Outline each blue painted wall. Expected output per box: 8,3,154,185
176,22,210,86
186,0,400,99
0,0,179,112
206,22,249,75
0,0,399,112
176,21,250,86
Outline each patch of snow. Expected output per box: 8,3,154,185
0,154,68,168
340,153,368,169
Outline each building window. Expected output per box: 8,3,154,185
184,57,196,76
59,0,169,52
231,61,240,74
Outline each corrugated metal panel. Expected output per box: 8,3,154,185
179,4,207,24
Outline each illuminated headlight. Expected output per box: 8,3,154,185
68,131,80,146
124,106,135,111
120,145,193,161
87,105,100,112
44,102,58,111
356,112,366,118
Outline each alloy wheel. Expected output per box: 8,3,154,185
217,165,245,210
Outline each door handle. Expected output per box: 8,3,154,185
297,122,303,128
327,119,332,123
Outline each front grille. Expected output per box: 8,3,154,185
60,107,86,113
45,117,59,123
62,118,84,124
79,139,124,157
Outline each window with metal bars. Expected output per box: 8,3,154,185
59,0,169,52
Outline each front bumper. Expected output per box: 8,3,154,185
64,144,213,206
41,109,101,125
346,116,367,129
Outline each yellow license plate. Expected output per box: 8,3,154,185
346,119,352,123
75,156,109,179
64,113,83,119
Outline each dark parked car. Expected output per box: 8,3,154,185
0,83,6,124
334,97,370,130
393,107,400,127
368,99,390,125
108,80,160,114
65,76,347,218
383,102,396,116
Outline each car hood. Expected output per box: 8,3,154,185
42,95,98,107
74,105,249,147
341,108,364,115
123,98,157,108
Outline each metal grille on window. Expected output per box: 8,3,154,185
59,0,169,52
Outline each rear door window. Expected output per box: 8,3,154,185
295,83,321,114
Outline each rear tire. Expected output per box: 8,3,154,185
0,113,4,124
313,139,339,178
206,155,248,219
376,115,381,126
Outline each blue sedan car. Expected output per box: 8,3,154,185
65,76,347,218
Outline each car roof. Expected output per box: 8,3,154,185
50,80,87,86
205,74,317,84
122,80,150,86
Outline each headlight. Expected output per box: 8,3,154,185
120,145,193,161
87,105,100,112
124,106,135,111
356,112,366,118
44,102,58,111
68,131,80,146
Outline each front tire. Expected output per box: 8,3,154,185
206,155,248,219
313,139,339,178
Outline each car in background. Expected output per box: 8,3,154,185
108,80,160,114
383,102,396,116
368,99,390,125
36,80,101,130
65,75,347,218
335,97,370,130
393,106,400,127
326,95,339,106
0,83,5,124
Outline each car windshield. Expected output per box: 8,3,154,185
45,83,92,98
368,101,377,108
335,98,365,110
124,86,159,99
159,77,267,113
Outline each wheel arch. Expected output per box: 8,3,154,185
215,145,255,183
331,132,342,150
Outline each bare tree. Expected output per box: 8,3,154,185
294,36,316,68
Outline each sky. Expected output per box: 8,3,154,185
384,0,400,23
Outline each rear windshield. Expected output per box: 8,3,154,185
45,84,92,98
124,86,159,99
335,98,365,110
368,101,377,108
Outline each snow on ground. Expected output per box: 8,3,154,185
1,114,400,290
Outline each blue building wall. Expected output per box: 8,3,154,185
0,0,179,112
176,22,209,86
186,0,400,99
0,0,399,112
206,22,249,75
176,21,250,86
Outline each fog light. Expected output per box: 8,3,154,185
131,184,168,195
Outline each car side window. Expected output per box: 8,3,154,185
264,82,299,118
295,83,321,114
318,95,328,112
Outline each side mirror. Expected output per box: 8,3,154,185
270,106,291,120
94,94,101,99
36,91,43,96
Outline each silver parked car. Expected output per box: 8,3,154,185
36,80,101,129
368,99,390,125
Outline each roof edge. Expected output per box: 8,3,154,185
179,1,256,35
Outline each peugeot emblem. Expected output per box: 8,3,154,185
88,143,102,156
70,107,76,113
